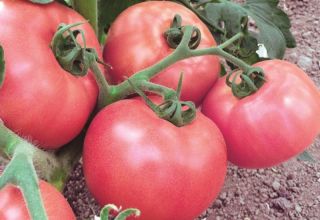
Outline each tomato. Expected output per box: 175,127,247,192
0,180,76,220
202,60,320,168
103,1,220,106
0,0,100,149
83,99,227,220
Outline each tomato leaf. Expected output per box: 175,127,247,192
297,150,315,163
0,46,5,88
29,0,54,4
202,0,296,59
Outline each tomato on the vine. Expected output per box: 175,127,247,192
0,0,100,149
202,60,320,168
103,1,220,106
0,180,75,220
83,99,227,220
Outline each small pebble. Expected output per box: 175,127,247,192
297,55,313,70
295,204,302,213
272,181,281,191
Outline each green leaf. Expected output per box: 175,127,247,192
297,150,315,163
245,0,296,48
0,46,5,88
202,0,295,59
29,0,54,4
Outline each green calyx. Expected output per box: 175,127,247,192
100,204,140,220
51,22,112,110
164,14,201,50
226,66,265,98
50,22,104,77
127,74,196,127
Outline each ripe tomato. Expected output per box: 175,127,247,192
0,0,100,149
83,99,227,220
0,180,76,220
103,1,220,106
202,60,320,168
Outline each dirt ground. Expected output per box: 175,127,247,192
1,0,319,219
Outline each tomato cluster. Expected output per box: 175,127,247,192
0,0,319,220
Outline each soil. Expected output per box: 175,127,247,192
1,0,319,219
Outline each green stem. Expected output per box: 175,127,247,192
103,79,177,107
0,146,48,220
138,81,177,100
218,32,244,49
109,27,249,103
89,61,113,110
0,120,86,219
0,122,78,189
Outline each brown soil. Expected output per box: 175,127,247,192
1,0,319,219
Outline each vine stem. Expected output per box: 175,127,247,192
89,60,114,110
0,150,48,220
107,27,246,105
50,23,250,110
0,121,80,189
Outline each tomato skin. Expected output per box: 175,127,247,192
0,1,100,149
0,181,76,220
202,60,320,168
83,99,227,220
103,1,220,106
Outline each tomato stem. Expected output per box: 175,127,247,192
0,121,86,219
89,60,113,110
0,143,48,220
0,121,81,189
110,27,263,100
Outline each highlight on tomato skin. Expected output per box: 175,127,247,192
201,59,320,169
83,98,227,220
0,180,76,220
103,1,221,106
